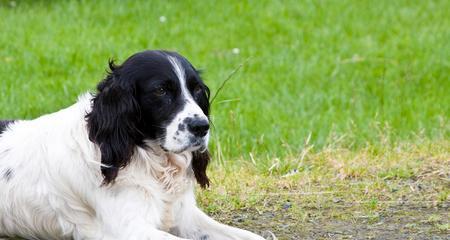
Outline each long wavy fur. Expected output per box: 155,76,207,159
86,61,144,184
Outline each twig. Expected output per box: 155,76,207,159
210,58,251,105
264,191,338,196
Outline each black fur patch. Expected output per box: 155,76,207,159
0,120,15,134
200,235,210,240
192,150,210,188
168,227,181,236
3,168,14,181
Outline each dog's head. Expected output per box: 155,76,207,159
86,50,210,187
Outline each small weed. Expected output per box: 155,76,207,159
435,223,449,233
379,167,414,180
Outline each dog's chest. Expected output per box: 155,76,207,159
122,151,194,231
157,153,194,232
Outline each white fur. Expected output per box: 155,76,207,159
0,94,264,240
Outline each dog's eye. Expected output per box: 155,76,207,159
154,87,166,96
194,85,203,95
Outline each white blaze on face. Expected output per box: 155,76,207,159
162,56,209,153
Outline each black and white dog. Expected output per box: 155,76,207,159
0,50,265,240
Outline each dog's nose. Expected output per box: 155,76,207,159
187,119,210,137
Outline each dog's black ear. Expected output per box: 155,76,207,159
192,150,210,188
86,60,143,184
191,70,211,188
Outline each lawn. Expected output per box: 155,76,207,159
0,0,449,239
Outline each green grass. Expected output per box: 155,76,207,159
0,0,449,163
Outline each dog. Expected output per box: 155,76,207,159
0,50,265,240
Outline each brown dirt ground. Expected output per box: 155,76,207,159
215,205,449,240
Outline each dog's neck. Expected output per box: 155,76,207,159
116,144,194,194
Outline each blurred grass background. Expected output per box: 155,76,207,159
0,0,448,166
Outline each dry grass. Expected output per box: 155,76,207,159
197,140,449,238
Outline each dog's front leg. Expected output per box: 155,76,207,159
72,210,189,240
189,207,265,240
90,191,191,240
176,192,264,240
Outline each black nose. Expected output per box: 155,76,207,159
187,119,210,137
